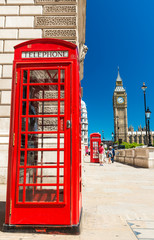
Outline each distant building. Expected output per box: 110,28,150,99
102,140,113,149
81,100,88,145
113,68,128,142
128,125,154,144
113,68,154,145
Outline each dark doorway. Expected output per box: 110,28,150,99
0,202,5,230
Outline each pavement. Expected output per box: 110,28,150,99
1,156,154,239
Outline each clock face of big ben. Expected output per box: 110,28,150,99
117,97,124,104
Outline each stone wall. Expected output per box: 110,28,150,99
0,0,87,183
115,147,154,168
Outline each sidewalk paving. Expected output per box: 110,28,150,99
1,156,154,239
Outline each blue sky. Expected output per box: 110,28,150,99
82,0,154,140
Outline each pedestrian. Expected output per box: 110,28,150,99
88,148,90,155
107,146,113,164
86,148,89,156
103,149,107,163
99,142,104,166
111,146,115,163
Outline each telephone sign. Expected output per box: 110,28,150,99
22,50,68,59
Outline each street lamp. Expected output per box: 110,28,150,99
102,130,104,141
116,116,119,143
141,82,148,145
112,132,114,146
145,107,152,146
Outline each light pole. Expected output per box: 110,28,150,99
112,132,114,146
102,130,104,142
145,107,152,146
116,116,119,143
141,82,148,145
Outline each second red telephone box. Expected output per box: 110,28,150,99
90,133,101,163
4,38,82,233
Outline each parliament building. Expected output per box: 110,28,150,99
113,69,154,144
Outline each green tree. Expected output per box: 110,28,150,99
121,142,144,149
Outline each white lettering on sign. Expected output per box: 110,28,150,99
22,51,69,59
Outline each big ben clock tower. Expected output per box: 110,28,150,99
113,68,128,142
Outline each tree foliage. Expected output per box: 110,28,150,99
115,141,144,149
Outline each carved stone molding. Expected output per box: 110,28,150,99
43,29,76,39
79,44,88,62
43,5,76,15
39,90,58,99
35,16,76,28
35,0,76,5
38,117,58,131
67,40,76,44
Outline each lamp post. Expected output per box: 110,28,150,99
116,116,119,143
112,132,114,141
112,132,114,146
102,130,104,142
145,107,152,146
141,82,148,145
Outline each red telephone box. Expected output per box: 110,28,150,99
90,133,101,163
4,39,82,233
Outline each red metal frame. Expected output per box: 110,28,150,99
90,133,101,163
5,39,81,228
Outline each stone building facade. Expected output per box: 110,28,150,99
81,99,88,145
0,0,87,183
128,126,154,145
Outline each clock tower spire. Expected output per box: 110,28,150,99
113,68,128,143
